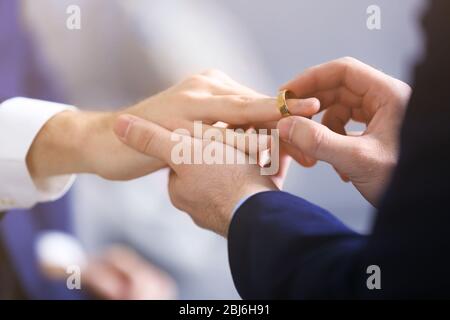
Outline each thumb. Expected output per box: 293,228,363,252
277,116,359,171
113,114,179,167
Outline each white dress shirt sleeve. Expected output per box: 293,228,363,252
0,97,78,211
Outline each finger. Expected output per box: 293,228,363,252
139,115,272,161
282,142,317,167
164,118,272,157
270,146,292,189
250,121,317,167
321,104,351,135
313,87,364,112
351,108,369,124
191,70,266,97
277,116,359,171
201,69,234,81
214,127,271,160
336,169,351,182
199,96,320,125
281,57,385,98
250,120,277,131
114,114,187,170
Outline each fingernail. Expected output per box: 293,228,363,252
114,114,137,139
288,98,320,115
277,117,295,142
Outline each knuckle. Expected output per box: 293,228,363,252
235,95,252,107
185,73,221,94
302,65,317,78
305,125,327,156
201,68,223,77
136,126,157,155
185,74,209,87
179,90,200,102
338,56,359,66
184,74,211,90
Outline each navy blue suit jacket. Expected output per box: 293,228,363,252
228,0,450,299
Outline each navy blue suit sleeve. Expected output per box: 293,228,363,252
228,191,367,299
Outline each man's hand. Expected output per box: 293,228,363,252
277,57,412,206
113,115,283,237
27,70,318,182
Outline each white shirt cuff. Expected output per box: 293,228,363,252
0,97,77,210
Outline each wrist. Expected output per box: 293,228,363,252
26,110,114,179
27,110,85,179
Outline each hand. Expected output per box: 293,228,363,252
83,246,177,300
277,57,411,206
27,70,318,182
112,115,289,237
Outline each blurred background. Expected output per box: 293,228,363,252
20,0,425,299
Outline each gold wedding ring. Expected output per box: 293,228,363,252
277,89,295,117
